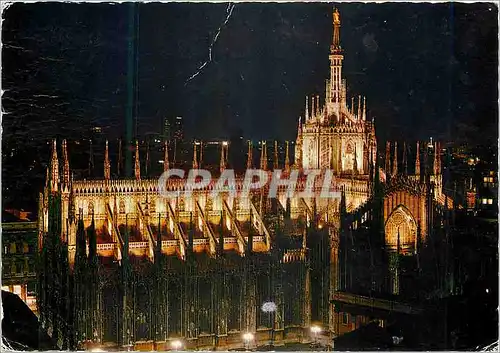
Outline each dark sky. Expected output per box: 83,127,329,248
1,2,498,211
2,2,498,144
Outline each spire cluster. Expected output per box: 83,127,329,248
384,140,442,181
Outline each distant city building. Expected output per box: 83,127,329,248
476,168,498,219
2,216,38,314
91,126,102,134
456,145,498,218
163,117,171,141
174,116,184,142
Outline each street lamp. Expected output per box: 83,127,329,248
261,301,277,347
261,301,277,313
242,332,254,351
171,339,183,351
310,325,322,345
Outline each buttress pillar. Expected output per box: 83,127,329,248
214,264,228,347
154,267,167,343
243,259,257,336
329,228,340,336
272,259,285,342
389,252,400,295
184,258,199,341
301,260,312,334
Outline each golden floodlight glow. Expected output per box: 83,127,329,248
171,339,183,350
242,332,254,341
310,325,322,334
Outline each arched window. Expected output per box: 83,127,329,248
384,205,417,253
119,200,125,214
346,142,354,154
343,141,355,172
88,201,94,216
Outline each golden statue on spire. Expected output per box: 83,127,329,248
333,7,340,25
331,7,341,51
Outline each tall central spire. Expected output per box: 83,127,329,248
327,7,344,114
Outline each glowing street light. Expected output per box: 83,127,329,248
261,301,277,313
171,339,183,350
242,332,254,350
261,301,277,346
310,325,321,345
310,325,321,334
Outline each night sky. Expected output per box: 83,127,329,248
1,2,498,210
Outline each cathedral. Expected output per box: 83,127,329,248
37,8,455,351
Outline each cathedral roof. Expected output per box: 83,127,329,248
383,174,426,196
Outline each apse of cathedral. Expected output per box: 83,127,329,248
37,8,456,351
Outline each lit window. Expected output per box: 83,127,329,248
27,282,36,296
351,314,357,324
10,243,16,254
13,285,22,297
488,199,493,205
23,242,29,253
342,313,349,325
482,198,488,205
484,177,489,183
